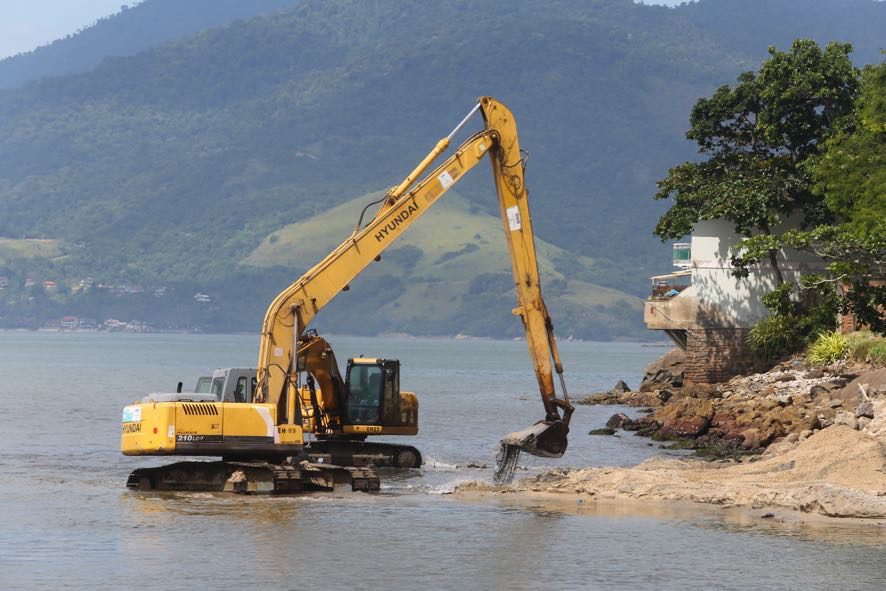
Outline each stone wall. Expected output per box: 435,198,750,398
685,327,760,383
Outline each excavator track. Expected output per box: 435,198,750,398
306,440,423,469
126,460,379,494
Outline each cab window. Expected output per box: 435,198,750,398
346,365,382,424
195,377,211,394
233,376,249,403
210,377,225,400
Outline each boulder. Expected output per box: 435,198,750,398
856,401,875,419
655,398,714,439
589,427,617,436
606,413,633,430
612,380,631,393
640,349,685,392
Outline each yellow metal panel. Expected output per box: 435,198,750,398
221,403,284,438
175,402,222,441
343,425,384,434
120,403,176,455
276,424,302,444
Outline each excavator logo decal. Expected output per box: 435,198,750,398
374,201,420,242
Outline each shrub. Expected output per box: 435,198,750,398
807,331,849,366
869,341,886,367
847,331,886,366
847,331,875,359
747,316,803,361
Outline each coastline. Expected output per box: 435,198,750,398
455,425,886,521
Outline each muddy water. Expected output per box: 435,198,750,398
0,332,883,590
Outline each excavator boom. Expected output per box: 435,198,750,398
255,97,572,475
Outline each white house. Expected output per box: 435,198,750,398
644,218,826,382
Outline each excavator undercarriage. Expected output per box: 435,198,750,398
307,439,423,469
126,460,380,494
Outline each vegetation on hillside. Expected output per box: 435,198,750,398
0,0,883,336
0,0,300,89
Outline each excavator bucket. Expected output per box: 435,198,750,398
501,419,570,457
493,419,569,484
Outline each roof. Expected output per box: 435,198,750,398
650,270,692,281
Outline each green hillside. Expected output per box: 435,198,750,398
245,192,641,339
0,0,882,337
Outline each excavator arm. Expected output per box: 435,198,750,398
256,97,572,462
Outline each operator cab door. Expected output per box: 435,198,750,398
344,359,400,426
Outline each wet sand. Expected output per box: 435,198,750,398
457,426,886,521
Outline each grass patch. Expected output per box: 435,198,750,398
0,238,62,264
846,331,886,367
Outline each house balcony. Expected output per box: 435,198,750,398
644,270,696,350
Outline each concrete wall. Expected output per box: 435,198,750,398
651,219,826,383
689,219,825,329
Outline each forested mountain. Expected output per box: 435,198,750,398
0,0,882,337
681,0,885,65
0,0,300,89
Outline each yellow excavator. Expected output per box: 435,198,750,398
121,96,573,493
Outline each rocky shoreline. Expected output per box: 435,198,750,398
457,350,886,519
579,349,886,457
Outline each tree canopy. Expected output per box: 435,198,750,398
654,40,859,246
655,42,884,340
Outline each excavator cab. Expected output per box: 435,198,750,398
344,358,400,426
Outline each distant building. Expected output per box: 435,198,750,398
79,318,98,330
644,219,826,383
105,318,125,331
60,316,79,330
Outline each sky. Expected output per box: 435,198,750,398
0,0,691,60
0,0,139,59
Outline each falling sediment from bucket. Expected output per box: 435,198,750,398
493,443,521,484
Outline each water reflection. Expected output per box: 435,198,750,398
457,492,886,548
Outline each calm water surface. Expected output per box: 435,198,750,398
0,332,883,590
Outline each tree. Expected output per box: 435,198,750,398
653,40,860,286
737,61,885,333
808,61,885,234
656,41,885,339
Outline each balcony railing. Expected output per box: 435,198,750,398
649,270,691,300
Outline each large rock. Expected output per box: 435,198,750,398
862,400,886,440
606,413,633,430
855,401,874,419
639,348,685,392
612,380,631,393
655,398,714,438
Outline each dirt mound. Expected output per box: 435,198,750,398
457,426,886,518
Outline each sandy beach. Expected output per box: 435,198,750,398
457,425,886,520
